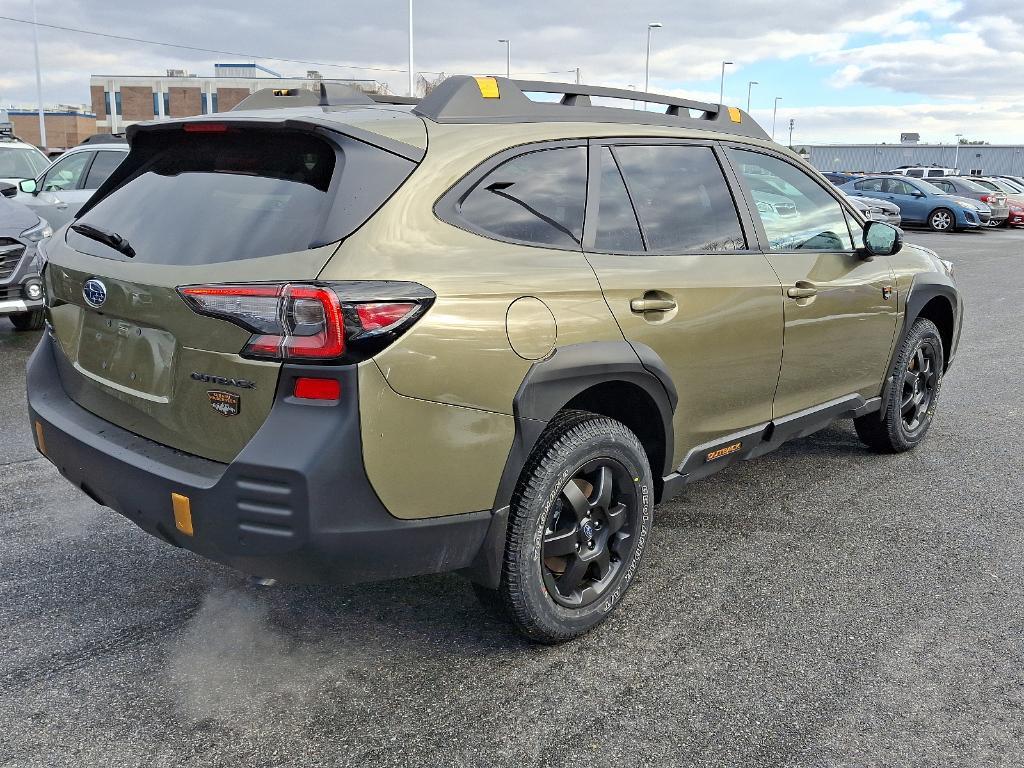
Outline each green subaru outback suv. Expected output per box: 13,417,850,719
27,77,961,643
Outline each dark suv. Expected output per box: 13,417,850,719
27,77,961,642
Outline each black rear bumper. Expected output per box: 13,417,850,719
26,333,492,584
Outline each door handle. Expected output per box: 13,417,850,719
630,297,677,313
55,202,68,210
787,285,818,299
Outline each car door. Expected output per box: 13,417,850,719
23,150,95,228
583,140,784,470
726,147,897,419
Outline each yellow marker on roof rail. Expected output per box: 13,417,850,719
474,77,500,99
727,106,742,123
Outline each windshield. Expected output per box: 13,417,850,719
0,146,48,179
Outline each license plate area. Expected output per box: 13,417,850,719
76,312,176,399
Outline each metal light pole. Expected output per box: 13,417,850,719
788,118,795,149
407,0,415,97
953,133,963,171
498,39,510,79
719,61,733,105
771,96,782,140
644,22,663,100
31,0,46,149
746,80,758,113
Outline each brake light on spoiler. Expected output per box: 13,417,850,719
178,282,434,363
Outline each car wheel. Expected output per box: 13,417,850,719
483,409,654,644
855,318,944,453
9,309,44,331
928,208,955,232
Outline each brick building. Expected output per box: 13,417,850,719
90,64,386,133
8,109,96,151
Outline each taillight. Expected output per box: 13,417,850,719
178,282,433,363
980,194,991,203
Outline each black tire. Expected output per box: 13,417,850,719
855,318,944,453
483,409,654,644
9,309,44,331
928,208,956,232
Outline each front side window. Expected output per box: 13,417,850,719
612,144,745,252
41,152,93,192
732,149,854,252
457,146,587,248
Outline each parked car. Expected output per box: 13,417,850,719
0,134,50,186
839,175,989,232
26,77,962,643
16,141,129,229
972,177,1024,227
888,166,958,178
927,177,1009,227
844,194,902,227
0,195,49,330
823,171,859,185
993,175,1024,191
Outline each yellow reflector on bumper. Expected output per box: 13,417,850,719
172,493,194,536
474,76,500,98
34,421,46,456
727,106,742,123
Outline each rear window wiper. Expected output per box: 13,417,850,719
70,223,136,259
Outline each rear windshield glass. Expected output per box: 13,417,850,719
69,128,412,265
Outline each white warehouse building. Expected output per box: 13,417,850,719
802,144,1024,177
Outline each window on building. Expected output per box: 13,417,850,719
211,93,219,114
152,92,161,116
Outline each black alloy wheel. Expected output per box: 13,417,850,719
541,458,639,609
899,338,940,436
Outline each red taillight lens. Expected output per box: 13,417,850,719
178,282,431,363
184,122,230,133
293,377,341,401
980,194,991,203
355,302,418,333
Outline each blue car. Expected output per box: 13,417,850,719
838,175,990,232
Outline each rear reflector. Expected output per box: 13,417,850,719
172,493,194,536
34,421,46,456
293,377,341,401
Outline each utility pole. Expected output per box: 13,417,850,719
575,67,581,85
953,133,963,171
31,0,46,149
771,96,782,140
498,39,510,79
788,118,795,149
719,61,733,105
746,81,758,113
644,22,663,108
407,0,415,97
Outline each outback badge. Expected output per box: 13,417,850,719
208,390,241,417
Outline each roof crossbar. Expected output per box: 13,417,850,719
412,76,769,140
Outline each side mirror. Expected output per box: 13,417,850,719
862,220,903,258
18,178,38,195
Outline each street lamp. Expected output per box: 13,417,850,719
31,0,46,149
719,61,733,105
407,0,415,97
953,133,963,171
771,96,782,140
644,22,663,102
746,80,758,113
498,39,510,79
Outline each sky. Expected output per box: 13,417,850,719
1,0,1022,145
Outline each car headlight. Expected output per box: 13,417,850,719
21,219,52,243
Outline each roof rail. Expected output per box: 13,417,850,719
368,94,420,105
412,76,769,139
232,82,374,111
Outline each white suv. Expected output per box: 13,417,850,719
0,135,50,186
888,166,958,179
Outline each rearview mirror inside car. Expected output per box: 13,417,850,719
18,178,38,194
862,220,903,258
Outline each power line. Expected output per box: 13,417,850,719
0,15,410,74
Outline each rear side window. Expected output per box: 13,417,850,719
594,148,643,252
456,146,587,248
70,128,414,265
612,145,746,253
83,150,124,190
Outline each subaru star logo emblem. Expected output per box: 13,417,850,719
83,278,107,308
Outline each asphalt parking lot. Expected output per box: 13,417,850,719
1,228,1022,767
